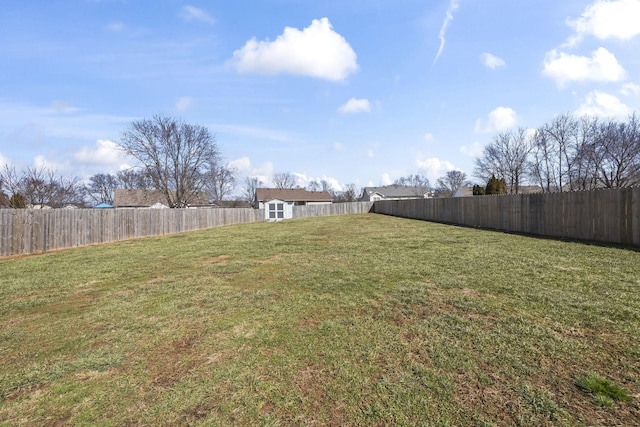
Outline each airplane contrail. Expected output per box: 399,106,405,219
434,0,460,63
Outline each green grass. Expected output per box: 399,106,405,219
1,213,639,426
575,372,632,407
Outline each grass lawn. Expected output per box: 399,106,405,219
1,213,639,426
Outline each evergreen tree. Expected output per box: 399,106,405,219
498,178,508,195
485,175,508,195
9,193,26,208
485,175,500,195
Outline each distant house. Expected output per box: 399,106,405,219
113,189,211,208
255,188,333,221
454,187,474,197
360,185,431,202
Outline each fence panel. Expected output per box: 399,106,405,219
1,203,372,257
0,208,264,257
2,193,638,257
373,188,640,247
292,202,373,219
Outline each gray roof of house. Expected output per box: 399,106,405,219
256,188,333,202
362,185,430,198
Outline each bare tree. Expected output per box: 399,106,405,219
119,114,220,207
394,174,429,187
205,161,237,202
0,165,84,208
0,165,21,200
474,128,532,194
272,172,297,189
86,173,119,205
527,113,640,191
320,180,333,192
243,176,263,204
435,170,469,197
332,183,359,202
116,169,153,190
594,114,640,188
0,171,10,207
569,116,600,191
529,114,580,192
529,127,558,192
25,166,85,207
473,112,640,193
307,180,320,192
392,174,432,196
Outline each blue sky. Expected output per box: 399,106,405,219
1,0,639,194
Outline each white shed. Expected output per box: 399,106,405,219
264,199,294,221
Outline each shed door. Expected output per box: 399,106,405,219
267,202,286,220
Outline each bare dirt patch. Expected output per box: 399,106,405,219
147,329,206,388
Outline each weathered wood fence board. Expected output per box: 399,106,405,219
292,202,374,219
0,208,265,257
2,190,638,257
0,202,374,257
373,187,640,247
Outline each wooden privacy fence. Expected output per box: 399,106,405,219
293,202,373,219
373,187,640,247
0,208,264,257
0,202,374,257
3,190,638,257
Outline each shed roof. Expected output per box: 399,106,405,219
256,188,333,202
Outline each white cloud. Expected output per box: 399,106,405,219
228,156,275,185
575,90,632,118
564,0,640,47
381,173,392,186
475,107,517,133
0,152,9,168
293,173,343,191
229,17,358,82
319,176,342,191
415,155,457,181
74,139,128,165
621,82,640,97
542,47,626,87
480,52,505,69
434,0,460,63
227,156,252,172
33,155,64,171
460,142,484,157
179,6,215,25
175,96,195,112
338,98,371,114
